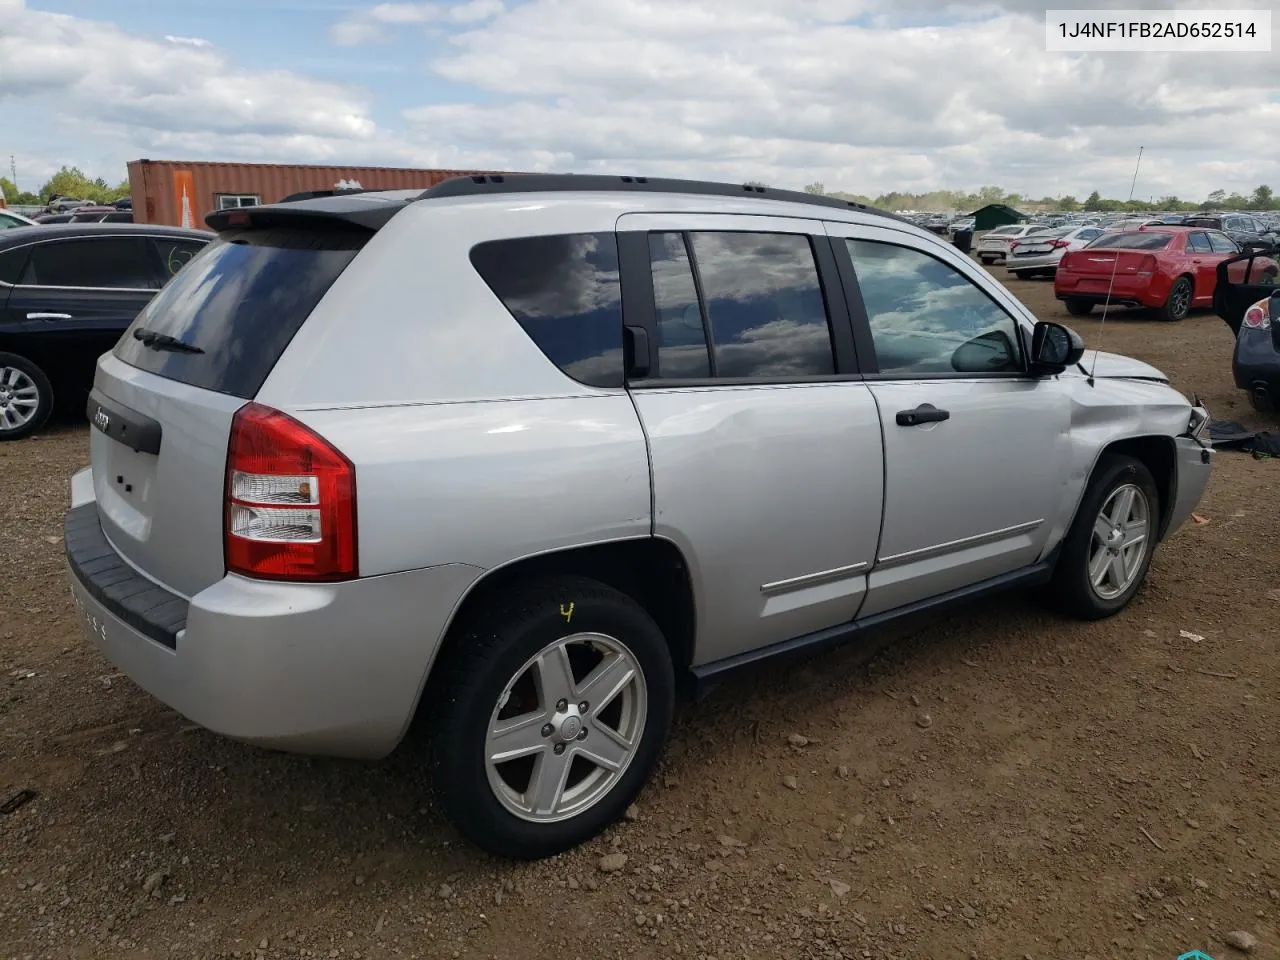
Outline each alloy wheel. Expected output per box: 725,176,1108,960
484,632,647,824
0,367,41,432
1087,483,1151,601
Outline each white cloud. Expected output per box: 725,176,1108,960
330,0,504,46
0,1,376,145
395,0,1280,200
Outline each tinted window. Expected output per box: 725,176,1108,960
19,237,157,288
1079,229,1102,240
0,247,28,284
988,226,1023,237
1187,232,1213,253
846,239,1023,376
1209,232,1238,253
103,211,134,223
689,232,834,378
1086,232,1173,251
470,233,623,388
114,228,362,399
648,233,711,378
0,212,29,230
153,237,209,281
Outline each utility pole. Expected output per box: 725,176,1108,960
8,155,15,188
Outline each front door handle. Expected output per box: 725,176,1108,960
896,404,950,427
27,312,72,321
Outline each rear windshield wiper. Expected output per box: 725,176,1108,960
132,327,204,354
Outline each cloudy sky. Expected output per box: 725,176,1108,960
1,0,1276,201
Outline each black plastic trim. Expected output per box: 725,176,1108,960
812,235,861,375
617,230,660,379
688,559,1054,693
86,388,162,455
64,503,186,650
419,174,907,224
682,232,718,378
829,235,880,374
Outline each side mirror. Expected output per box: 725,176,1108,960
1029,320,1085,376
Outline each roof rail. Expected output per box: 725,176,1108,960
416,173,906,223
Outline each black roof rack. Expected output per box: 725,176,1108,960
416,173,906,223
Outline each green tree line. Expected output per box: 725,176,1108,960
803,182,1276,214
1,166,130,206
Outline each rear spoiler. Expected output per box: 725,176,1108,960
205,191,413,233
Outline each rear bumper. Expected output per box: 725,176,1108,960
1008,252,1064,271
1163,436,1213,540
1054,274,1165,309
1232,328,1280,393
65,470,483,759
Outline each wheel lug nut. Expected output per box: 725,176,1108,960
553,743,566,755
556,699,567,713
577,728,588,740
541,723,553,737
578,701,589,713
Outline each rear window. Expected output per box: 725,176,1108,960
988,226,1023,236
114,227,363,399
1085,232,1173,251
470,232,624,388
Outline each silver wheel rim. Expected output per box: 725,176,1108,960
1171,281,1191,317
1088,483,1151,601
0,367,40,432
485,632,647,824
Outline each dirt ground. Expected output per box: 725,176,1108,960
2,268,1278,960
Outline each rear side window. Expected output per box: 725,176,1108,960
20,237,158,288
470,233,624,388
1209,233,1238,254
1187,232,1213,253
114,227,363,399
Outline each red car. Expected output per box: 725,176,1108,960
1054,226,1278,322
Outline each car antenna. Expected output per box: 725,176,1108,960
1088,145,1144,386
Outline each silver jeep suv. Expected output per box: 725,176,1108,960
65,175,1213,859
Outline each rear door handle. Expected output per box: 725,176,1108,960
896,404,950,427
27,312,72,321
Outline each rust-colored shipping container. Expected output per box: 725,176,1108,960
127,159,503,228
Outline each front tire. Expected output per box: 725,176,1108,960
1047,455,1159,620
0,353,54,441
429,575,675,859
1064,298,1094,317
1159,276,1193,322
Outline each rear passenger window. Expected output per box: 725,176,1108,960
20,237,157,289
847,239,1023,376
1187,232,1213,254
645,231,836,380
470,233,624,388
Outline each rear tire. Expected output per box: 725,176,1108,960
1010,270,1029,280
429,575,675,859
1064,298,1093,317
1248,388,1274,414
0,353,54,442
1159,276,1193,322
979,256,996,265
1047,455,1159,621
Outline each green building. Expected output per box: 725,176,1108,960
969,203,1028,231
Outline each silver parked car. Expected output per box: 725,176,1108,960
975,223,1049,264
1006,225,1105,280
64,175,1214,859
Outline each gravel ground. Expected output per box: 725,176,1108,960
2,269,1278,960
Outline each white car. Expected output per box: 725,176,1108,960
1006,225,1106,279
976,224,1048,264
0,209,37,230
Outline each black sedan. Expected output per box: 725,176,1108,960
1183,213,1279,250
0,223,210,439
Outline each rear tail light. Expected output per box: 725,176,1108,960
1243,302,1271,329
1137,255,1157,276
224,402,358,581
1050,239,1070,249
